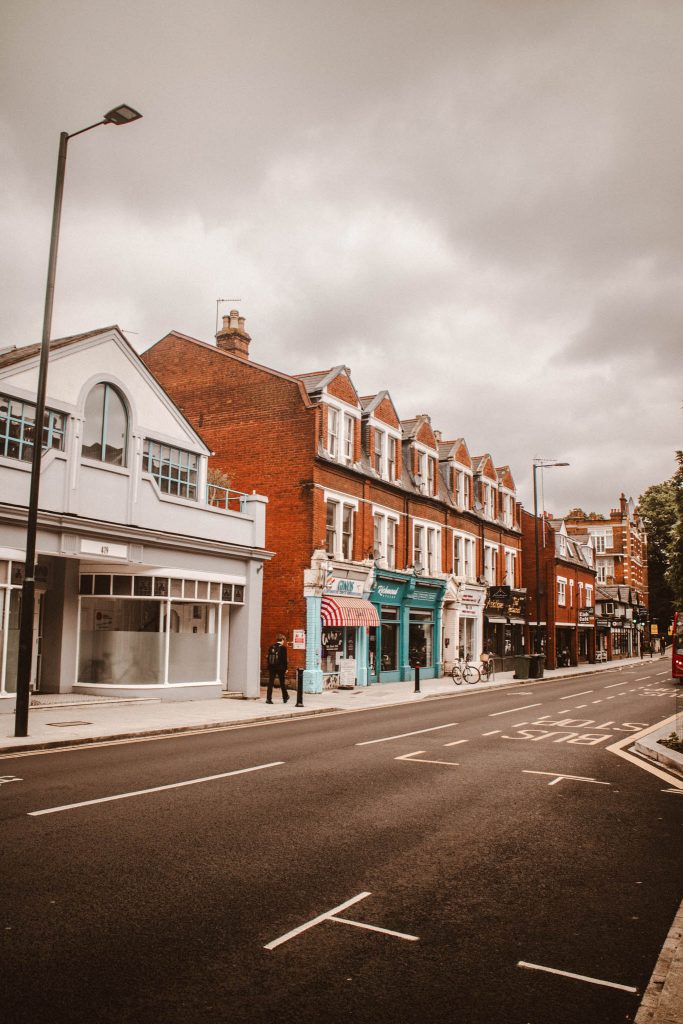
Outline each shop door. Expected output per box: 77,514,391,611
368,627,379,683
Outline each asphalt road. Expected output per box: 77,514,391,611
1,661,681,1024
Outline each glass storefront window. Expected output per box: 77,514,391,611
409,608,433,668
0,588,21,693
167,602,218,683
380,605,399,671
79,598,164,685
321,627,356,674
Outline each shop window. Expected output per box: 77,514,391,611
82,383,128,466
0,393,65,462
380,606,399,672
409,608,433,668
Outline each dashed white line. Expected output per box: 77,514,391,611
604,682,625,689
489,704,542,717
356,723,457,746
482,730,501,736
559,690,593,700
443,739,468,747
28,761,285,816
518,961,637,993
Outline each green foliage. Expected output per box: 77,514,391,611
639,474,677,629
660,731,683,754
668,451,683,609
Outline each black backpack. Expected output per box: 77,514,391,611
267,643,280,667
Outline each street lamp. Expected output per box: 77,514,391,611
14,104,142,738
532,459,569,656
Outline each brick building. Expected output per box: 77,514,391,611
562,495,648,605
142,311,526,691
520,511,597,668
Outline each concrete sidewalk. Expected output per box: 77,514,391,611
1,652,681,1024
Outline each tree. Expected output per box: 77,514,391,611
639,475,677,631
667,450,683,609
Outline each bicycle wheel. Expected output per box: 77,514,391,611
451,664,463,685
462,663,481,684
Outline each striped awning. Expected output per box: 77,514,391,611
321,595,380,628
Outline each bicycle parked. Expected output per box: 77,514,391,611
479,652,495,681
451,652,481,685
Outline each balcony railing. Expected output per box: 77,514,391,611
206,482,248,513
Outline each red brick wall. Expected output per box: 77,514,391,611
142,334,317,674
327,371,359,407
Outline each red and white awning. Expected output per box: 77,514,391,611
321,595,380,628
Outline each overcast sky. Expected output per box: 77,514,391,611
2,0,682,515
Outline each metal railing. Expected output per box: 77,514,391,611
206,482,247,513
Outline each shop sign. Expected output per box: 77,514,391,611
80,538,129,560
321,628,343,651
458,586,485,607
292,629,306,649
578,608,595,624
508,591,526,618
338,657,356,687
486,586,510,614
324,573,365,597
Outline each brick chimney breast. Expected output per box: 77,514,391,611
216,308,251,359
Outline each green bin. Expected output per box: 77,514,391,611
514,655,532,680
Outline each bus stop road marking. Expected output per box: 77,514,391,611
518,961,638,994
264,892,419,950
523,770,611,787
28,762,285,816
356,723,458,746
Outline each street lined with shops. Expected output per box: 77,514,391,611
1,660,681,1023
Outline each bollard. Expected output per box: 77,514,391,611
414,663,420,693
296,668,304,708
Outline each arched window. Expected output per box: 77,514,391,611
81,383,128,466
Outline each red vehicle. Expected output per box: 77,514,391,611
673,612,683,680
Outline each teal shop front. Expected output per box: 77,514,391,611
369,569,446,683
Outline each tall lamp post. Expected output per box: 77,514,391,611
14,104,142,738
532,459,569,656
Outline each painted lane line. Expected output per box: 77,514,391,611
489,704,542,717
395,751,460,766
574,704,588,709
517,961,637,994
604,682,626,689
265,893,419,949
443,739,469,747
559,690,593,700
28,762,285,816
591,700,603,704
513,722,528,728
356,723,457,746
522,771,611,787
482,729,501,736
663,789,683,795
331,917,419,941
265,892,369,950
636,676,650,682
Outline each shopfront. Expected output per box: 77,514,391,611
369,569,445,683
484,587,526,669
320,579,379,688
577,608,595,663
442,580,485,669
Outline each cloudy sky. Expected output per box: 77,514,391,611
2,0,682,515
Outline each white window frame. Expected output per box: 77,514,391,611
325,400,360,466
503,547,516,587
327,406,339,459
368,419,401,481
500,489,514,527
557,576,567,607
585,584,593,608
481,480,497,520
324,490,359,561
413,518,441,574
483,542,498,585
343,413,355,465
372,505,400,570
569,579,574,607
454,465,472,509
413,442,437,495
597,564,607,584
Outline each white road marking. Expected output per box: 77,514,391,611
522,770,611,787
575,704,588,708
395,750,460,766
356,723,457,746
517,961,637,993
513,722,528,728
559,690,593,700
607,717,683,790
265,892,419,949
482,729,501,736
489,704,542,717
443,739,468,747
663,789,683,795
604,682,625,689
0,775,22,785
591,700,603,704
636,676,650,681
28,762,285,816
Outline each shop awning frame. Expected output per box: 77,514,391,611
321,595,380,627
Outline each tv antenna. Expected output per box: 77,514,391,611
216,298,242,336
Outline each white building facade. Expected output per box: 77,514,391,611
0,327,270,709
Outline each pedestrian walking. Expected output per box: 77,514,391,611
266,634,289,704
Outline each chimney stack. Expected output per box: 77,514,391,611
216,309,251,359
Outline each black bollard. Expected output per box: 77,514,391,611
414,663,420,693
296,668,304,707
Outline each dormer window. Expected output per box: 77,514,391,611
82,383,128,466
387,436,397,480
427,457,436,496
454,468,471,508
373,428,385,473
343,414,355,464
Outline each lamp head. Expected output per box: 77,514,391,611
103,104,143,126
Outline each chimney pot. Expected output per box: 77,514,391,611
216,308,251,359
